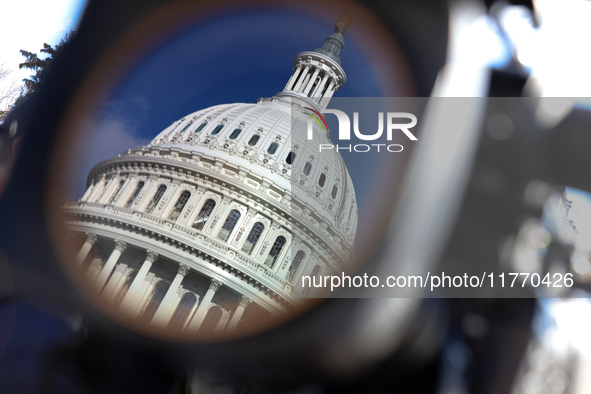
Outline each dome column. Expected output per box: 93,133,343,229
94,239,127,291
226,296,252,331
75,232,98,266
285,65,303,91
120,250,159,314
187,278,223,331
319,81,336,107
150,263,191,327
276,246,292,278
85,258,103,282
103,263,129,301
303,68,321,96
292,65,311,92
311,73,329,98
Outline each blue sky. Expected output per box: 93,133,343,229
100,9,384,136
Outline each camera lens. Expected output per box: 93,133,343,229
45,1,417,342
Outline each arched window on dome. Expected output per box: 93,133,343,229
109,180,126,204
218,210,241,242
140,281,169,323
114,270,136,305
248,135,260,146
168,293,197,331
211,124,224,135
199,306,223,333
264,236,286,268
241,222,264,255
331,185,338,199
303,162,312,176
124,181,144,208
267,142,279,155
168,191,191,221
145,185,167,214
177,122,193,134
286,251,305,282
285,152,296,165
311,265,321,277
195,122,208,132
229,128,242,140
318,173,326,187
192,199,216,231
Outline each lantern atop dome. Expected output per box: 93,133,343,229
274,13,353,112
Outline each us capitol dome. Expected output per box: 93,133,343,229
62,15,358,335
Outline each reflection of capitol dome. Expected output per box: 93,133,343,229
62,15,358,334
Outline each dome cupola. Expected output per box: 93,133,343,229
275,12,353,112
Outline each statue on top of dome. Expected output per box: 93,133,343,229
313,12,354,66
335,11,354,35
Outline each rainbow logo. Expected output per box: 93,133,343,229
303,107,329,132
